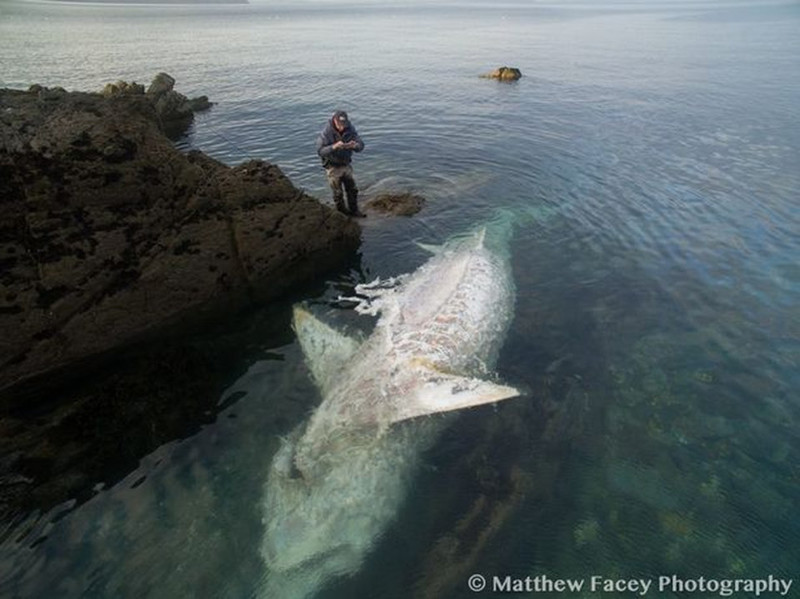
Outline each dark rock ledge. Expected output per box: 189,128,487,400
0,74,360,397
0,76,360,519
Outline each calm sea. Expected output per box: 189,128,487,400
1,1,798,597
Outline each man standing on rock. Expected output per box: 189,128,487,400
316,110,365,217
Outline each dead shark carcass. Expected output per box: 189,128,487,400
260,220,522,598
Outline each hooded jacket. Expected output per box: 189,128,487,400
316,111,365,168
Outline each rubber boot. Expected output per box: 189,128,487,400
346,190,366,218
333,192,348,215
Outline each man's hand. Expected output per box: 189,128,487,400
332,141,358,150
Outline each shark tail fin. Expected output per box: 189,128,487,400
390,369,521,423
293,306,361,395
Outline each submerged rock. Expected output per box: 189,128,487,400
480,66,523,81
364,192,426,216
0,79,360,399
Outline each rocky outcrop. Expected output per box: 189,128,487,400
0,80,360,399
364,192,426,217
102,72,211,138
100,80,145,97
480,66,522,81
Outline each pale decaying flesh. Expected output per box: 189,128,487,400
260,223,520,599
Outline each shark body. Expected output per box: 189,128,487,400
260,223,521,598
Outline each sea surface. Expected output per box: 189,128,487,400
1,1,798,597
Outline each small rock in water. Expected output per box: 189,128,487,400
365,192,426,216
480,66,523,81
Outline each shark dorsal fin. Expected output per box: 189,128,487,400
293,306,360,396
389,369,521,424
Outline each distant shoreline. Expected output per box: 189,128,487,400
47,0,249,5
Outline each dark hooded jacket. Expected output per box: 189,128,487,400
316,111,365,168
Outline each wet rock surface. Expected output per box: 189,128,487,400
0,77,360,518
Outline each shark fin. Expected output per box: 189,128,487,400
415,241,442,255
292,306,360,395
391,372,521,423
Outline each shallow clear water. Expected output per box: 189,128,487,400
1,1,798,597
